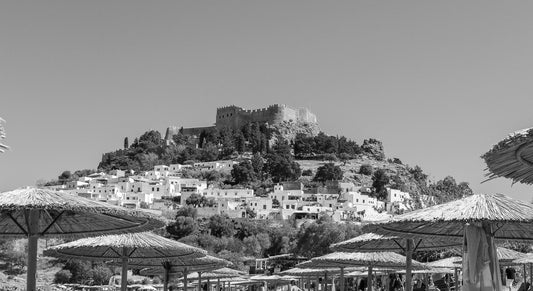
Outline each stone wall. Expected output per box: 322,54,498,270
165,104,317,142
215,104,317,129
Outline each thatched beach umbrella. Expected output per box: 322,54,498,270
364,193,533,291
0,117,8,153
298,252,428,291
331,232,461,291
282,267,362,291
177,267,245,291
483,127,533,185
45,232,206,291
513,254,533,287
0,187,164,291
134,255,228,291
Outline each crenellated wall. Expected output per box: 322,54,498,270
215,104,317,129
165,104,317,141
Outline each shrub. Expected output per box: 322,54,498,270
54,270,72,284
359,164,373,175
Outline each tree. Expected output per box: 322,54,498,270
264,153,301,182
175,206,198,219
265,140,301,182
138,130,162,149
185,193,207,207
124,137,129,149
372,169,390,200
58,170,72,182
313,163,343,182
251,153,264,179
166,216,198,239
208,214,234,238
294,218,361,257
231,161,256,185
359,164,373,175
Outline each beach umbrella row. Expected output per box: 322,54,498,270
331,232,461,291
44,232,208,291
0,188,166,291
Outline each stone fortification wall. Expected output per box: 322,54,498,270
215,104,317,129
165,104,317,142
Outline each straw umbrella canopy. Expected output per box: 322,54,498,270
0,187,164,291
179,267,246,291
331,232,461,291
482,127,533,185
44,232,206,291
0,117,8,153
298,252,428,291
132,255,229,291
512,254,533,286
364,193,533,291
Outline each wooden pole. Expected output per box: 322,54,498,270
524,264,527,288
367,266,373,291
454,267,459,291
529,263,533,285
324,271,328,291
208,279,211,291
405,238,413,291
198,272,203,291
121,247,129,291
184,270,188,291
163,263,171,291
340,267,345,291
217,278,221,291
26,209,40,291
530,264,532,288
307,276,311,291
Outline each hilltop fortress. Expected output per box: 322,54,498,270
165,104,318,140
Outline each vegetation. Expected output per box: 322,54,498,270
165,208,362,270
313,163,343,183
294,132,363,159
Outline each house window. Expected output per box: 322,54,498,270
263,205,267,209
286,205,289,209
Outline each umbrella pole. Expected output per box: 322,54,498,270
208,279,211,291
199,272,203,291
340,267,345,291
121,247,129,291
529,263,533,285
524,264,527,285
307,276,310,291
454,267,459,291
530,263,532,287
324,271,328,291
163,263,171,291
184,270,188,291
217,278,221,291
26,209,39,291
405,238,413,291
367,265,373,291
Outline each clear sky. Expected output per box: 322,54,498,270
2,1,533,201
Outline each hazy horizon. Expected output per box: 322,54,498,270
2,1,533,201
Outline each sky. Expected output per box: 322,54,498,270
1,1,533,201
